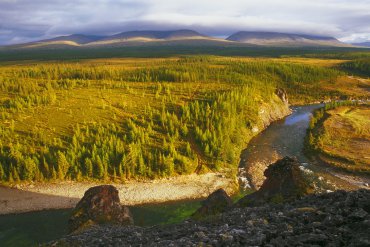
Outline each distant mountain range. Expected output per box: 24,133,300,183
100,30,207,41
6,30,356,49
39,34,105,44
226,31,348,47
351,42,370,47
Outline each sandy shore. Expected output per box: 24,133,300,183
0,173,237,215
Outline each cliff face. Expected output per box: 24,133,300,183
49,189,370,246
253,89,291,133
238,89,291,190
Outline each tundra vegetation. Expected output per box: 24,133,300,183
306,101,370,174
0,54,369,183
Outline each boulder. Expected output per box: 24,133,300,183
192,188,233,219
236,156,314,207
68,185,133,233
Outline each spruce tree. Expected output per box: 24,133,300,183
0,162,4,181
57,152,69,179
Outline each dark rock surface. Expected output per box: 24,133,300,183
191,188,233,219
68,185,133,233
237,156,314,207
49,189,370,246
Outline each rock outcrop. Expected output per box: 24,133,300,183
236,156,314,207
68,185,133,233
49,189,370,246
191,188,233,219
275,87,288,104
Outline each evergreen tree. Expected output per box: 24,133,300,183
186,142,192,157
57,152,70,179
20,157,37,180
84,158,93,177
94,156,104,179
0,162,4,180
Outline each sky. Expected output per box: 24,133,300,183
1,0,370,45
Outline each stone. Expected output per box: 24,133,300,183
236,156,314,207
68,185,133,233
49,188,370,247
348,208,368,220
191,188,233,219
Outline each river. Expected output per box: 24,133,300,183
0,199,203,246
0,104,365,246
238,104,369,191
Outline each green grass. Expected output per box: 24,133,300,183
1,45,370,62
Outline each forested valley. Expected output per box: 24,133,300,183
0,56,367,183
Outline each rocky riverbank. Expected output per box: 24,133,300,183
0,90,290,215
0,172,236,215
47,157,370,246
48,189,370,246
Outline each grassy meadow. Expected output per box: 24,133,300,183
0,54,369,183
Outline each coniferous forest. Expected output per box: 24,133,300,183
0,55,368,183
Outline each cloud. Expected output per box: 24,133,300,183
0,0,369,45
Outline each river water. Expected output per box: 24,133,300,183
0,104,365,246
238,104,322,189
238,104,368,191
0,200,203,246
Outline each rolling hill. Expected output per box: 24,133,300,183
3,30,355,49
39,34,104,44
15,34,105,48
9,30,231,49
226,31,350,47
100,30,206,41
86,29,230,46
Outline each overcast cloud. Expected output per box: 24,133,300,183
0,0,369,45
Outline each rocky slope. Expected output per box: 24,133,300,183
48,158,369,246
48,189,370,246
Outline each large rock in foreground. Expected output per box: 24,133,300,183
68,185,133,233
237,156,314,207
191,188,233,219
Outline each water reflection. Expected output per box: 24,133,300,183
284,112,312,125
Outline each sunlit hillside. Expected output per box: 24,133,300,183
1,55,366,183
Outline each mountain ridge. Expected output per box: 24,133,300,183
40,34,105,44
226,31,348,47
352,41,370,47
101,29,207,41
4,29,353,48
